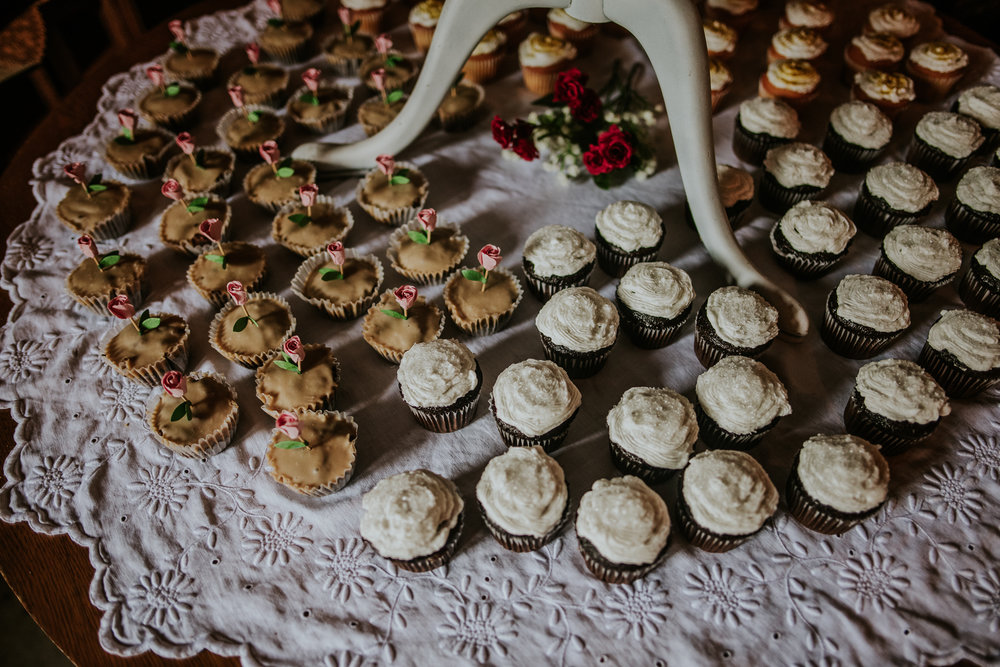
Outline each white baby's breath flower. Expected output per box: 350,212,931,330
527,112,540,124
557,172,570,184
566,164,581,178
543,161,559,172
562,153,577,166
570,144,582,156
641,110,656,125
636,171,649,181
622,112,638,124
501,149,520,161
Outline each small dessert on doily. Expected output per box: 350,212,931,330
137,64,201,131
258,1,314,64
694,286,778,367
387,208,468,284
256,337,340,417
444,244,523,336
243,141,316,213
905,41,969,102
732,96,800,166
209,281,296,368
489,358,581,452
593,199,664,278
408,0,442,53
147,370,240,459
477,446,570,553
57,163,131,239
163,133,235,197
461,29,506,84
104,108,173,180
535,286,617,377
518,33,577,96
159,179,231,255
873,225,962,301
821,274,910,359
360,469,464,572
606,386,697,483
769,200,856,279
360,35,418,92
66,235,145,314
226,43,289,106
917,309,1000,398
361,285,444,363
103,299,190,386
396,339,482,433
907,111,984,182
853,162,938,237
947,166,1000,243
822,100,893,173
575,476,670,584
521,224,596,301
161,19,220,88
759,141,833,214
267,410,357,496
850,69,915,119
272,184,353,257
322,8,374,76
959,238,1000,319
285,68,352,134
186,236,269,307
615,261,694,349
217,84,285,160
355,154,429,226
291,243,384,320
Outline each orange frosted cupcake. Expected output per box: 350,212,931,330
518,33,577,96
703,19,738,61
759,59,820,108
906,41,969,103
850,70,915,119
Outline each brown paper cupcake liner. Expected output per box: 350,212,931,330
548,21,599,55
290,249,384,320
321,34,371,76
244,161,317,214
387,221,470,285
399,365,482,433
273,195,354,257
822,124,885,174
906,65,963,103
57,183,132,241
872,253,954,302
852,181,931,238
522,62,567,96
479,495,570,553
215,106,286,161
786,459,882,535
732,116,791,166
843,390,938,456
677,478,763,552
361,294,445,364
101,316,190,387
693,303,771,368
69,277,145,317
163,149,236,198
145,371,239,459
694,402,778,451
409,22,435,52
540,334,614,378
106,127,176,180
255,345,341,418
616,299,690,349
758,171,824,215
821,290,904,359
522,259,594,301
906,136,970,182
462,51,504,84
187,244,268,307
945,198,1000,244
285,84,353,134
386,512,464,573
260,25,313,65
267,410,357,496
444,267,523,336
161,195,233,256
577,534,669,584
917,343,1000,399
594,228,663,278
208,292,297,368
769,223,846,280
609,440,680,484
490,396,579,452
958,263,1000,319
353,6,387,36
225,68,289,107
437,83,485,132
162,49,220,89
139,86,202,131
355,161,428,226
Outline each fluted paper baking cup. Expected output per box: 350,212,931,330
384,512,464,573
244,161,317,214
522,259,594,301
843,390,937,456
101,315,190,387
266,410,357,496
609,440,680,484
355,162,429,226
260,24,313,64
594,229,661,278
284,83,353,134
291,249,384,320
444,267,523,337
208,292,296,368
272,195,354,257
437,83,485,132
577,534,668,584
490,396,578,452
163,148,236,198
958,265,1000,319
872,253,953,302
616,300,690,349
853,182,931,237
677,474,763,552
479,494,570,553
917,343,1000,399
145,371,239,460
399,364,482,433
106,127,176,180
186,243,268,307
361,294,445,364
540,334,614,378
138,85,202,131
387,220,469,284
225,69,289,107
255,344,341,418
161,195,232,256
695,402,778,451
215,106,286,161
769,222,845,280
786,459,881,535
945,198,1000,244
461,52,504,84
57,181,132,241
821,291,903,359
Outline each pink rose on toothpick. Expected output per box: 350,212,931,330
375,34,392,55
199,218,226,265
161,179,186,209
162,371,193,421
267,0,282,18
274,411,307,448
146,65,166,89
281,336,304,373
375,154,395,177
301,68,321,93
227,281,259,330
228,85,245,108
409,208,436,244
168,20,186,43
175,132,195,155
463,244,502,291
259,140,280,165
117,108,138,141
299,183,318,209
64,162,86,185
371,68,386,94
77,235,98,260
318,241,345,281
245,43,260,65
383,284,418,319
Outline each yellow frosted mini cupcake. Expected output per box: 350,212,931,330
518,33,577,96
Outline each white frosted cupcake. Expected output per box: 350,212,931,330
960,239,1000,318
462,29,507,84
615,262,695,348
758,59,821,109
770,200,856,279
873,225,962,301
678,450,778,552
607,387,698,483
908,111,984,181
850,69,915,119
845,359,950,456
759,142,833,214
694,355,791,451
593,200,664,277
408,0,442,52
864,3,920,40
703,19,738,60
521,225,596,300
397,339,481,433
518,33,577,96
854,162,939,237
546,8,599,54
684,163,755,228
490,359,581,452
906,41,969,102
733,96,800,165
535,286,619,377
954,85,1000,151
787,434,889,535
694,286,779,367
575,476,670,584
918,309,1000,397
781,1,834,32
946,166,1000,243
476,446,570,552
822,101,893,173
767,28,828,64
821,274,910,358
705,0,759,29
842,33,904,83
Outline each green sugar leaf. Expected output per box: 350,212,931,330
385,54,403,68
267,18,285,27
299,92,320,106
386,89,404,104
170,400,193,422
141,316,161,331
195,148,206,169
318,267,344,281
112,135,133,146
389,174,410,186
233,316,250,332
274,440,307,449
205,254,227,267
288,213,311,226
89,173,103,185
248,110,261,123
273,359,301,373
380,308,407,320
98,252,121,268
407,230,429,245
350,20,360,34
165,83,181,97
139,309,150,322
243,66,257,76
276,166,295,178
169,41,188,54
462,269,486,283
87,184,108,193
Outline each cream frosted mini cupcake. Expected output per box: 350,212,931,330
360,469,464,572
341,0,389,36
694,286,779,368
854,162,939,237
397,339,482,433
575,476,670,584
908,111,984,182
823,101,893,173
787,434,889,535
758,59,821,108
476,446,570,552
759,142,833,214
607,387,698,483
462,29,507,84
845,359,950,456
843,33,904,83
677,450,778,552
947,166,1000,243
850,70,915,119
865,3,920,41
535,286,619,377
709,59,734,113
770,200,856,279
615,262,695,348
960,239,1000,318
918,309,1000,398
732,96,800,165
521,224,596,300
694,355,791,451
408,0,442,52
546,8,599,54
767,28,827,64
518,33,577,96
594,200,664,277
954,85,1000,152
780,1,834,32
874,225,962,301
490,359,581,452
703,19,738,60
822,274,910,359
906,41,969,102
705,0,759,29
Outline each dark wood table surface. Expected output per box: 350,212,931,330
0,3,996,666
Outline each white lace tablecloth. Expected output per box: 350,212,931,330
2,1,999,665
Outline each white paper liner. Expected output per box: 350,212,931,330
162,147,236,198
271,195,354,257
290,249,384,320
443,266,524,336
137,84,203,131
106,126,177,181
185,242,269,307
145,371,240,460
265,409,358,496
215,106,286,160
361,290,446,364
254,344,341,418
437,82,485,132
321,33,371,76
243,160,318,214
354,161,429,226
159,194,232,256
100,315,191,387
66,258,146,316
386,220,470,284
284,83,354,134
208,292,297,368
57,181,133,241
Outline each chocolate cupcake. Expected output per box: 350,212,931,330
146,372,239,459
490,359,581,452
255,343,340,417
163,47,220,89
959,239,1000,318
159,194,231,255
436,82,485,132
822,101,892,173
322,29,374,76
258,18,313,64
138,82,201,131
607,387,697,483
917,309,1000,398
907,111,984,182
759,142,833,214
266,410,357,497
616,262,694,348
576,476,670,584
845,359,950,456
105,126,174,180
853,162,939,237
822,274,910,359
522,225,596,300
244,159,317,213
732,96,800,165
593,200,664,278
694,286,778,367
397,339,482,432
102,313,189,386
954,85,1000,153
787,434,889,535
360,50,418,93
946,166,1000,244
285,81,352,134
873,225,962,301
535,286,619,377
770,200,856,279
684,164,755,228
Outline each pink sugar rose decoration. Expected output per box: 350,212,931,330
478,244,502,271
64,162,86,185
267,0,282,17
375,34,392,55
146,64,166,88
299,183,318,208
77,235,98,259
107,295,135,320
375,154,395,177
370,68,386,93
302,68,321,93
168,19,185,43
161,371,187,399
259,140,280,165
175,132,196,155
198,217,223,243
417,208,437,232
227,280,247,306
161,179,184,201
228,84,245,108
393,285,418,314
337,7,351,25
117,108,138,134
326,241,345,267
275,411,304,444
282,336,304,368
245,43,260,65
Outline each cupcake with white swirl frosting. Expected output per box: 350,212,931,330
842,33,904,83
917,309,1000,398
854,162,938,237
850,70,915,119
758,59,821,108
947,166,1000,243
397,339,482,433
732,96,800,165
954,85,1000,152
873,225,962,301
407,0,442,53
607,387,698,483
822,101,892,173
960,239,1000,319
906,41,969,102
593,200,664,277
694,355,791,450
476,446,570,552
490,359,581,451
518,33,577,96
615,262,695,348
770,200,856,278
546,8,599,54
821,274,910,359
864,3,920,41
521,224,596,300
694,286,779,367
907,111,984,182
780,1,834,32
759,142,833,215
703,19,738,60
536,286,619,377
767,28,827,64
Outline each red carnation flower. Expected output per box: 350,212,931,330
512,120,538,161
571,89,602,124
582,146,611,175
553,68,587,105
491,116,515,149
598,124,634,170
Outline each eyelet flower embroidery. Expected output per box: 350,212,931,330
683,563,760,627
24,455,82,509
836,551,909,613
325,650,367,667
128,569,196,630
922,463,984,526
314,538,376,603
83,345,115,378
241,513,312,567
603,577,672,638
100,376,151,422
4,232,53,271
0,340,51,383
959,432,1000,482
127,466,190,519
437,602,516,663
970,569,1000,632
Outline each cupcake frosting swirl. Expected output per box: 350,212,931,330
771,28,828,60
829,100,892,150
909,41,968,73
594,200,663,252
853,70,915,104
957,167,1000,215
682,450,778,535
785,1,834,29
536,286,619,351
975,238,1000,278
835,274,910,332
797,434,889,514
717,164,755,208
703,19,738,54
915,111,984,159
850,32,904,63
472,30,507,57
855,359,950,424
606,387,698,469
397,339,478,408
547,8,592,31
576,476,670,565
957,85,1000,130
709,59,733,91
778,200,856,254
865,162,938,213
360,469,463,561
617,261,694,319
739,97,800,138
408,0,442,27
476,446,568,538
523,224,596,277
882,225,962,283
867,4,920,38
492,359,581,436
518,32,577,67
695,355,791,434
765,59,820,94
705,286,779,348
763,142,834,188
927,309,1000,372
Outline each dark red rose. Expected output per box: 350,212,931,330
513,136,538,161
570,89,602,123
582,145,610,175
598,124,634,169
553,68,587,104
491,115,514,149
